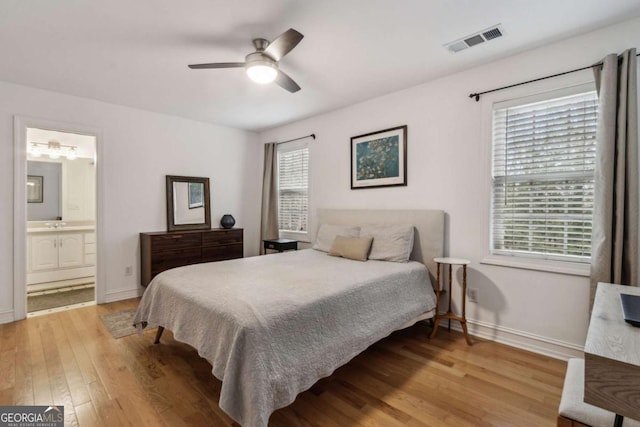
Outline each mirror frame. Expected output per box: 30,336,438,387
166,175,211,231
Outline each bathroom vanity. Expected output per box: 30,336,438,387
26,221,96,289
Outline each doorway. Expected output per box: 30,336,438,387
13,117,103,320
25,128,97,314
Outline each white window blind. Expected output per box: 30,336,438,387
278,144,309,233
491,90,598,262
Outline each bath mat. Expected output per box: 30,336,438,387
28,287,95,312
100,309,138,339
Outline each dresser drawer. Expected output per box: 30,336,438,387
141,228,244,287
202,243,243,262
202,229,243,246
150,248,202,272
150,233,202,253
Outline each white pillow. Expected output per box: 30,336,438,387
360,224,415,262
313,224,360,252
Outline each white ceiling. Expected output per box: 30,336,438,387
1,0,639,132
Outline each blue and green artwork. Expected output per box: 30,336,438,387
356,135,400,181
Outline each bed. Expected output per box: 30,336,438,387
133,209,444,427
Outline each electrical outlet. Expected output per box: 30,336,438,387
125,266,133,276
468,288,478,303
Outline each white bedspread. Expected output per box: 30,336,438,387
133,249,436,427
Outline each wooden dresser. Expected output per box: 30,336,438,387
140,228,243,287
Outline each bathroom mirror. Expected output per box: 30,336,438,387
166,175,211,231
27,161,62,220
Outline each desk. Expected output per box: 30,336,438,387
584,282,640,424
429,257,472,345
263,238,298,253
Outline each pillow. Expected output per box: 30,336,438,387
360,224,415,262
328,236,373,261
313,224,360,252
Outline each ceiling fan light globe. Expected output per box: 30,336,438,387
246,64,277,84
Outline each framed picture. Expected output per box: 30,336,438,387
188,181,204,209
27,175,43,203
351,125,407,189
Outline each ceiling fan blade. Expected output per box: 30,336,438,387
188,62,245,69
264,29,304,61
275,70,301,93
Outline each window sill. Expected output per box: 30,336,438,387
480,255,590,277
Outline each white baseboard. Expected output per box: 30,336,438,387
0,309,15,325
448,318,584,360
102,287,143,304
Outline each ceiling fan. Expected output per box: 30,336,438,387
188,28,304,93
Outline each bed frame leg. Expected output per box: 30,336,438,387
154,326,165,344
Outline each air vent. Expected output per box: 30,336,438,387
444,24,504,54
482,27,503,40
448,41,468,53
464,35,485,47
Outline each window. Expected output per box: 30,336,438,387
491,89,598,263
277,141,309,238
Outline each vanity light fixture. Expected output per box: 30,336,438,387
29,143,42,157
28,141,78,160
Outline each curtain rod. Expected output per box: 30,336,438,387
276,133,316,145
469,52,640,102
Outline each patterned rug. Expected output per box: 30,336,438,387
100,309,138,339
27,287,95,312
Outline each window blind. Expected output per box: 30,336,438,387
278,146,309,233
491,91,598,262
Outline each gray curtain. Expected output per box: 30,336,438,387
260,143,279,254
590,48,639,309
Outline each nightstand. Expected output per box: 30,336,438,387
263,238,298,253
430,257,473,345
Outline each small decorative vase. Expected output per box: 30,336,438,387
220,214,236,229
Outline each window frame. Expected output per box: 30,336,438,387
480,81,597,276
276,139,310,242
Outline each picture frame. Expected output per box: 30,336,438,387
27,175,43,203
351,125,407,189
188,181,204,209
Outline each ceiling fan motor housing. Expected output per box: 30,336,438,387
252,38,270,52
245,52,278,69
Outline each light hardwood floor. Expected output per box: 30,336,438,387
0,298,567,426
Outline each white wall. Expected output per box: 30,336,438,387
259,17,640,358
0,81,262,322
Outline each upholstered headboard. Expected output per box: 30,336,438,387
315,209,445,281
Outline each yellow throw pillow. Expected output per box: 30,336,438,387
328,235,374,261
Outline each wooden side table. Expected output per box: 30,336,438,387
430,257,473,345
584,282,640,425
263,238,298,253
